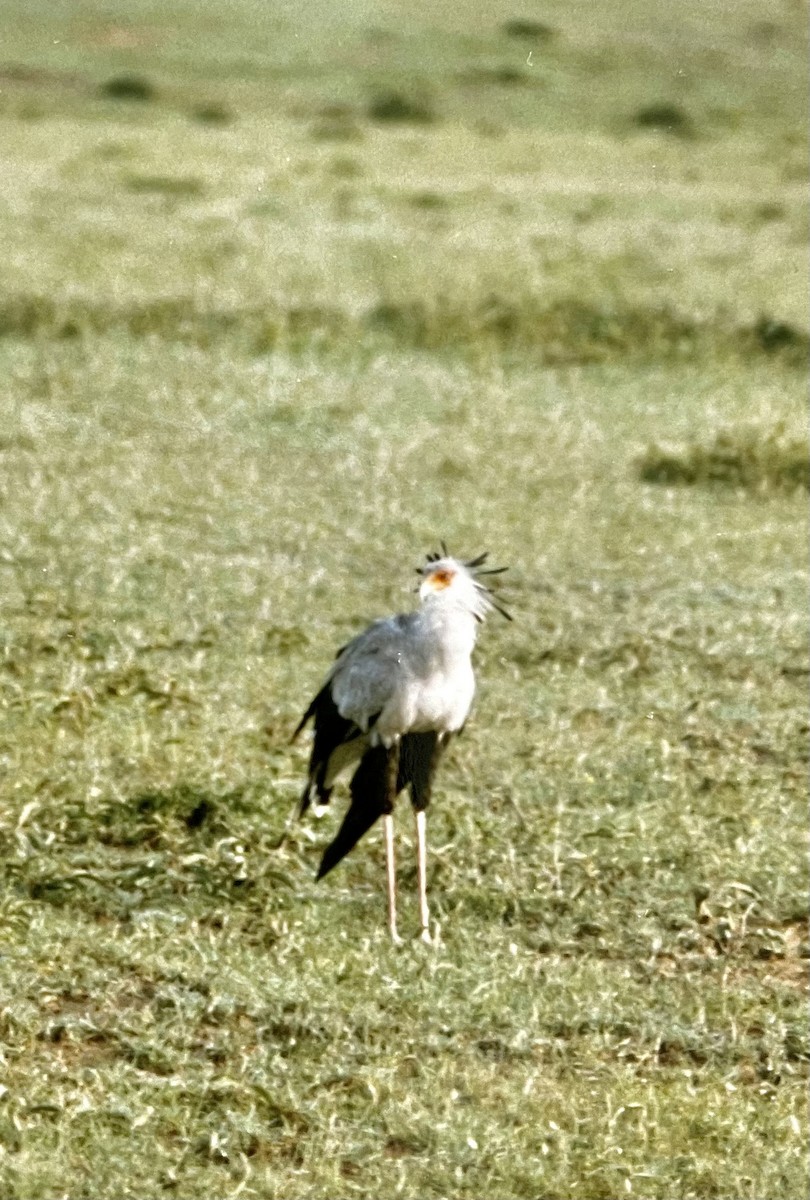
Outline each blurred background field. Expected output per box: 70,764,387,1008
0,2,807,1197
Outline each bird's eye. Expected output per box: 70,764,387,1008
430,569,454,589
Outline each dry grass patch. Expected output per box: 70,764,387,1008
638,424,810,493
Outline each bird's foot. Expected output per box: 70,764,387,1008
419,927,433,945
389,926,404,947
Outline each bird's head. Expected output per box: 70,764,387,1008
417,548,511,623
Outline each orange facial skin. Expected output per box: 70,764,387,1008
426,568,455,590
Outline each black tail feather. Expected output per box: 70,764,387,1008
315,732,448,879
291,698,317,744
316,745,392,879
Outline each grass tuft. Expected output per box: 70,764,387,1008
2,292,804,367
310,105,364,142
124,174,205,197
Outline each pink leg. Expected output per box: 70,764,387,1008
416,809,431,943
384,814,402,944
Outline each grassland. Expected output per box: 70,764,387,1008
0,1,808,1197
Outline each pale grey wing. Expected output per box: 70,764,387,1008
328,613,415,730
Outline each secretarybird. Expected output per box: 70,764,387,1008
292,548,510,943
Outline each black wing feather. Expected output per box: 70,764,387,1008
294,684,363,815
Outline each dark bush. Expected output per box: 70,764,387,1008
753,317,807,353
501,19,556,41
99,74,155,102
191,103,232,126
634,103,694,136
367,90,436,124
463,66,528,86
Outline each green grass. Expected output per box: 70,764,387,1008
0,1,808,1197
